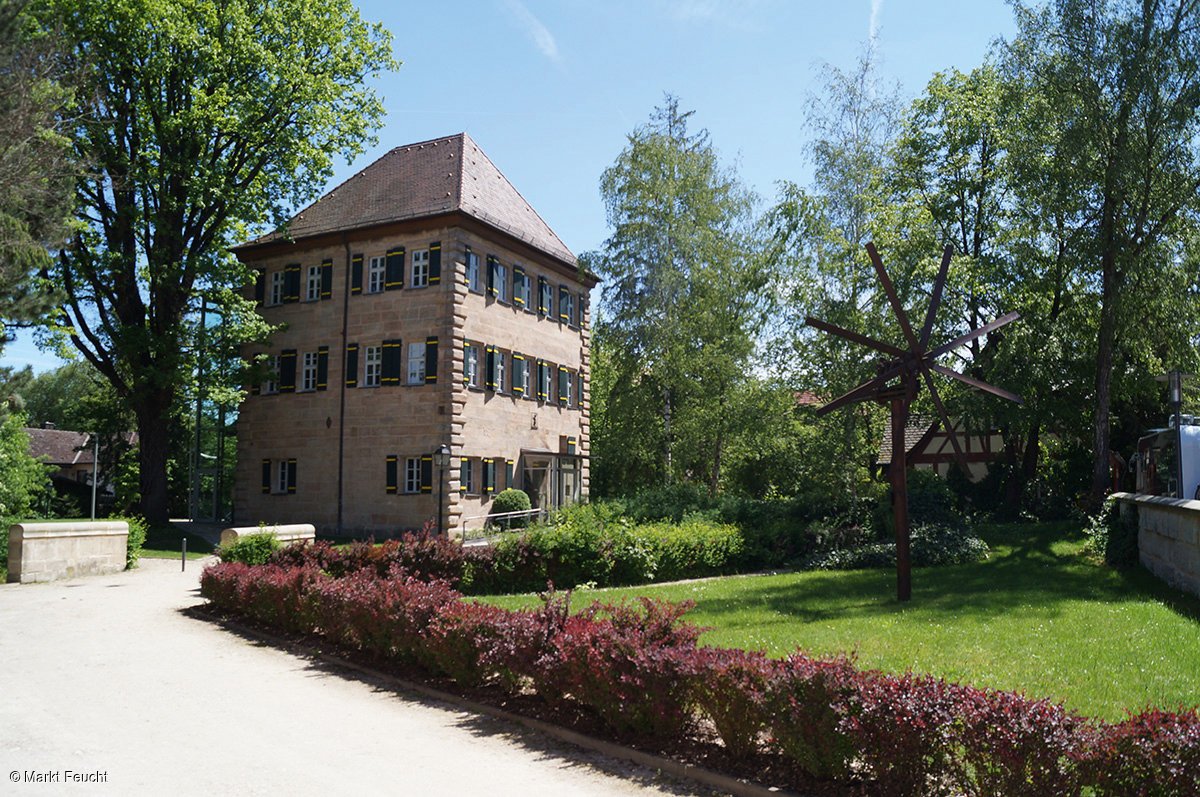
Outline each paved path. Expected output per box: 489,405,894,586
0,559,713,796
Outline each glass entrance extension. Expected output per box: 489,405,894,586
520,453,581,510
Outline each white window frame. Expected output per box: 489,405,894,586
404,457,421,494
495,350,506,394
305,264,321,302
301,352,318,392
512,355,529,398
411,248,430,288
465,343,481,388
539,362,552,401
275,460,289,494
367,255,386,294
407,341,426,385
269,271,285,306
466,251,482,293
496,263,508,303
264,354,279,395
363,345,381,388
516,270,531,309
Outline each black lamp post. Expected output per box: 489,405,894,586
433,444,451,536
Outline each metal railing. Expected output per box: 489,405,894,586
459,507,547,544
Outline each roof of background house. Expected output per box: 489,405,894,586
25,428,93,467
875,415,936,466
235,133,577,268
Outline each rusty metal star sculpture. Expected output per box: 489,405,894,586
805,242,1022,602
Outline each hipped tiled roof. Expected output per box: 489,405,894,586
876,415,935,466
237,133,577,267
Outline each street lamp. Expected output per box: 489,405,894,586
432,444,451,536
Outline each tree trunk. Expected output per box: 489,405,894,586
662,385,673,484
135,394,174,526
1088,252,1120,512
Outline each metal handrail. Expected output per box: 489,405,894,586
460,507,547,543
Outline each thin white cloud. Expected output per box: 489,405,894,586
502,0,561,63
659,0,767,31
869,0,884,44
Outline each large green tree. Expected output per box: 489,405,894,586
1006,0,1200,509
35,0,395,524
588,96,769,493
0,0,73,333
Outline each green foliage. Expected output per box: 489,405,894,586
216,532,280,566
0,411,52,519
587,94,771,494
32,0,396,523
876,468,965,535
489,488,532,529
470,504,744,593
121,515,146,569
1085,496,1138,569
801,523,990,571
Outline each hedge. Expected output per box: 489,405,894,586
200,560,1199,796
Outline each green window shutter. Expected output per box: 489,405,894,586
578,291,586,326
279,349,297,393
286,459,297,494
538,276,548,315
429,241,441,284
285,263,301,302
485,346,496,391
558,366,569,404
461,245,472,285
537,360,546,401
316,346,329,390
486,255,498,296
505,459,514,489
512,266,525,307
420,455,433,493
320,259,333,300
253,269,266,306
351,254,363,295
381,339,402,385
459,459,469,493
385,246,405,290
386,455,398,494
345,343,359,388
261,459,271,493
483,458,494,494
462,342,470,385
511,353,525,395
558,286,569,322
424,337,438,384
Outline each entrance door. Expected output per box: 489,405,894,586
522,456,552,509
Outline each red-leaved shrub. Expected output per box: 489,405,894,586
955,687,1090,797
693,647,776,758
539,598,703,739
1089,708,1200,796
767,652,860,779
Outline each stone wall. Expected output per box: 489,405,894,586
1114,491,1200,597
7,521,129,584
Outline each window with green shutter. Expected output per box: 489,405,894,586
279,350,297,393
253,269,266,306
538,276,551,316
316,346,329,390
420,456,433,493
385,247,405,290
345,343,359,388
429,241,441,284
386,455,398,494
261,459,271,494
558,365,570,405
350,254,364,295
424,337,438,384
320,259,333,300
381,339,402,385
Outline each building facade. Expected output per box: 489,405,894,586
232,134,596,536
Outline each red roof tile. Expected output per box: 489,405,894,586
237,133,577,267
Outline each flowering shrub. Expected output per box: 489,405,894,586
199,560,1199,794
692,647,776,758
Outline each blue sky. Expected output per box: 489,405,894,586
3,0,1017,374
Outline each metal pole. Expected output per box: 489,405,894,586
182,536,187,572
191,298,207,521
90,432,98,520
437,463,445,536
891,393,911,603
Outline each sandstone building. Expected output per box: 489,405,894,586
232,133,595,536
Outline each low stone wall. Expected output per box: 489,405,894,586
7,521,129,584
219,524,316,548
1114,491,1200,598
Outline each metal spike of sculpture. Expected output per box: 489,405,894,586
806,242,1023,602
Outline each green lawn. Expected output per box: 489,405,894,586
139,526,216,560
478,522,1200,721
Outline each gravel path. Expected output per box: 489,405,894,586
0,558,713,796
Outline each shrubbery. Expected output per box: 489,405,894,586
216,531,281,565
123,515,147,569
800,523,989,570
200,560,1200,796
489,488,532,529
1085,495,1138,568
